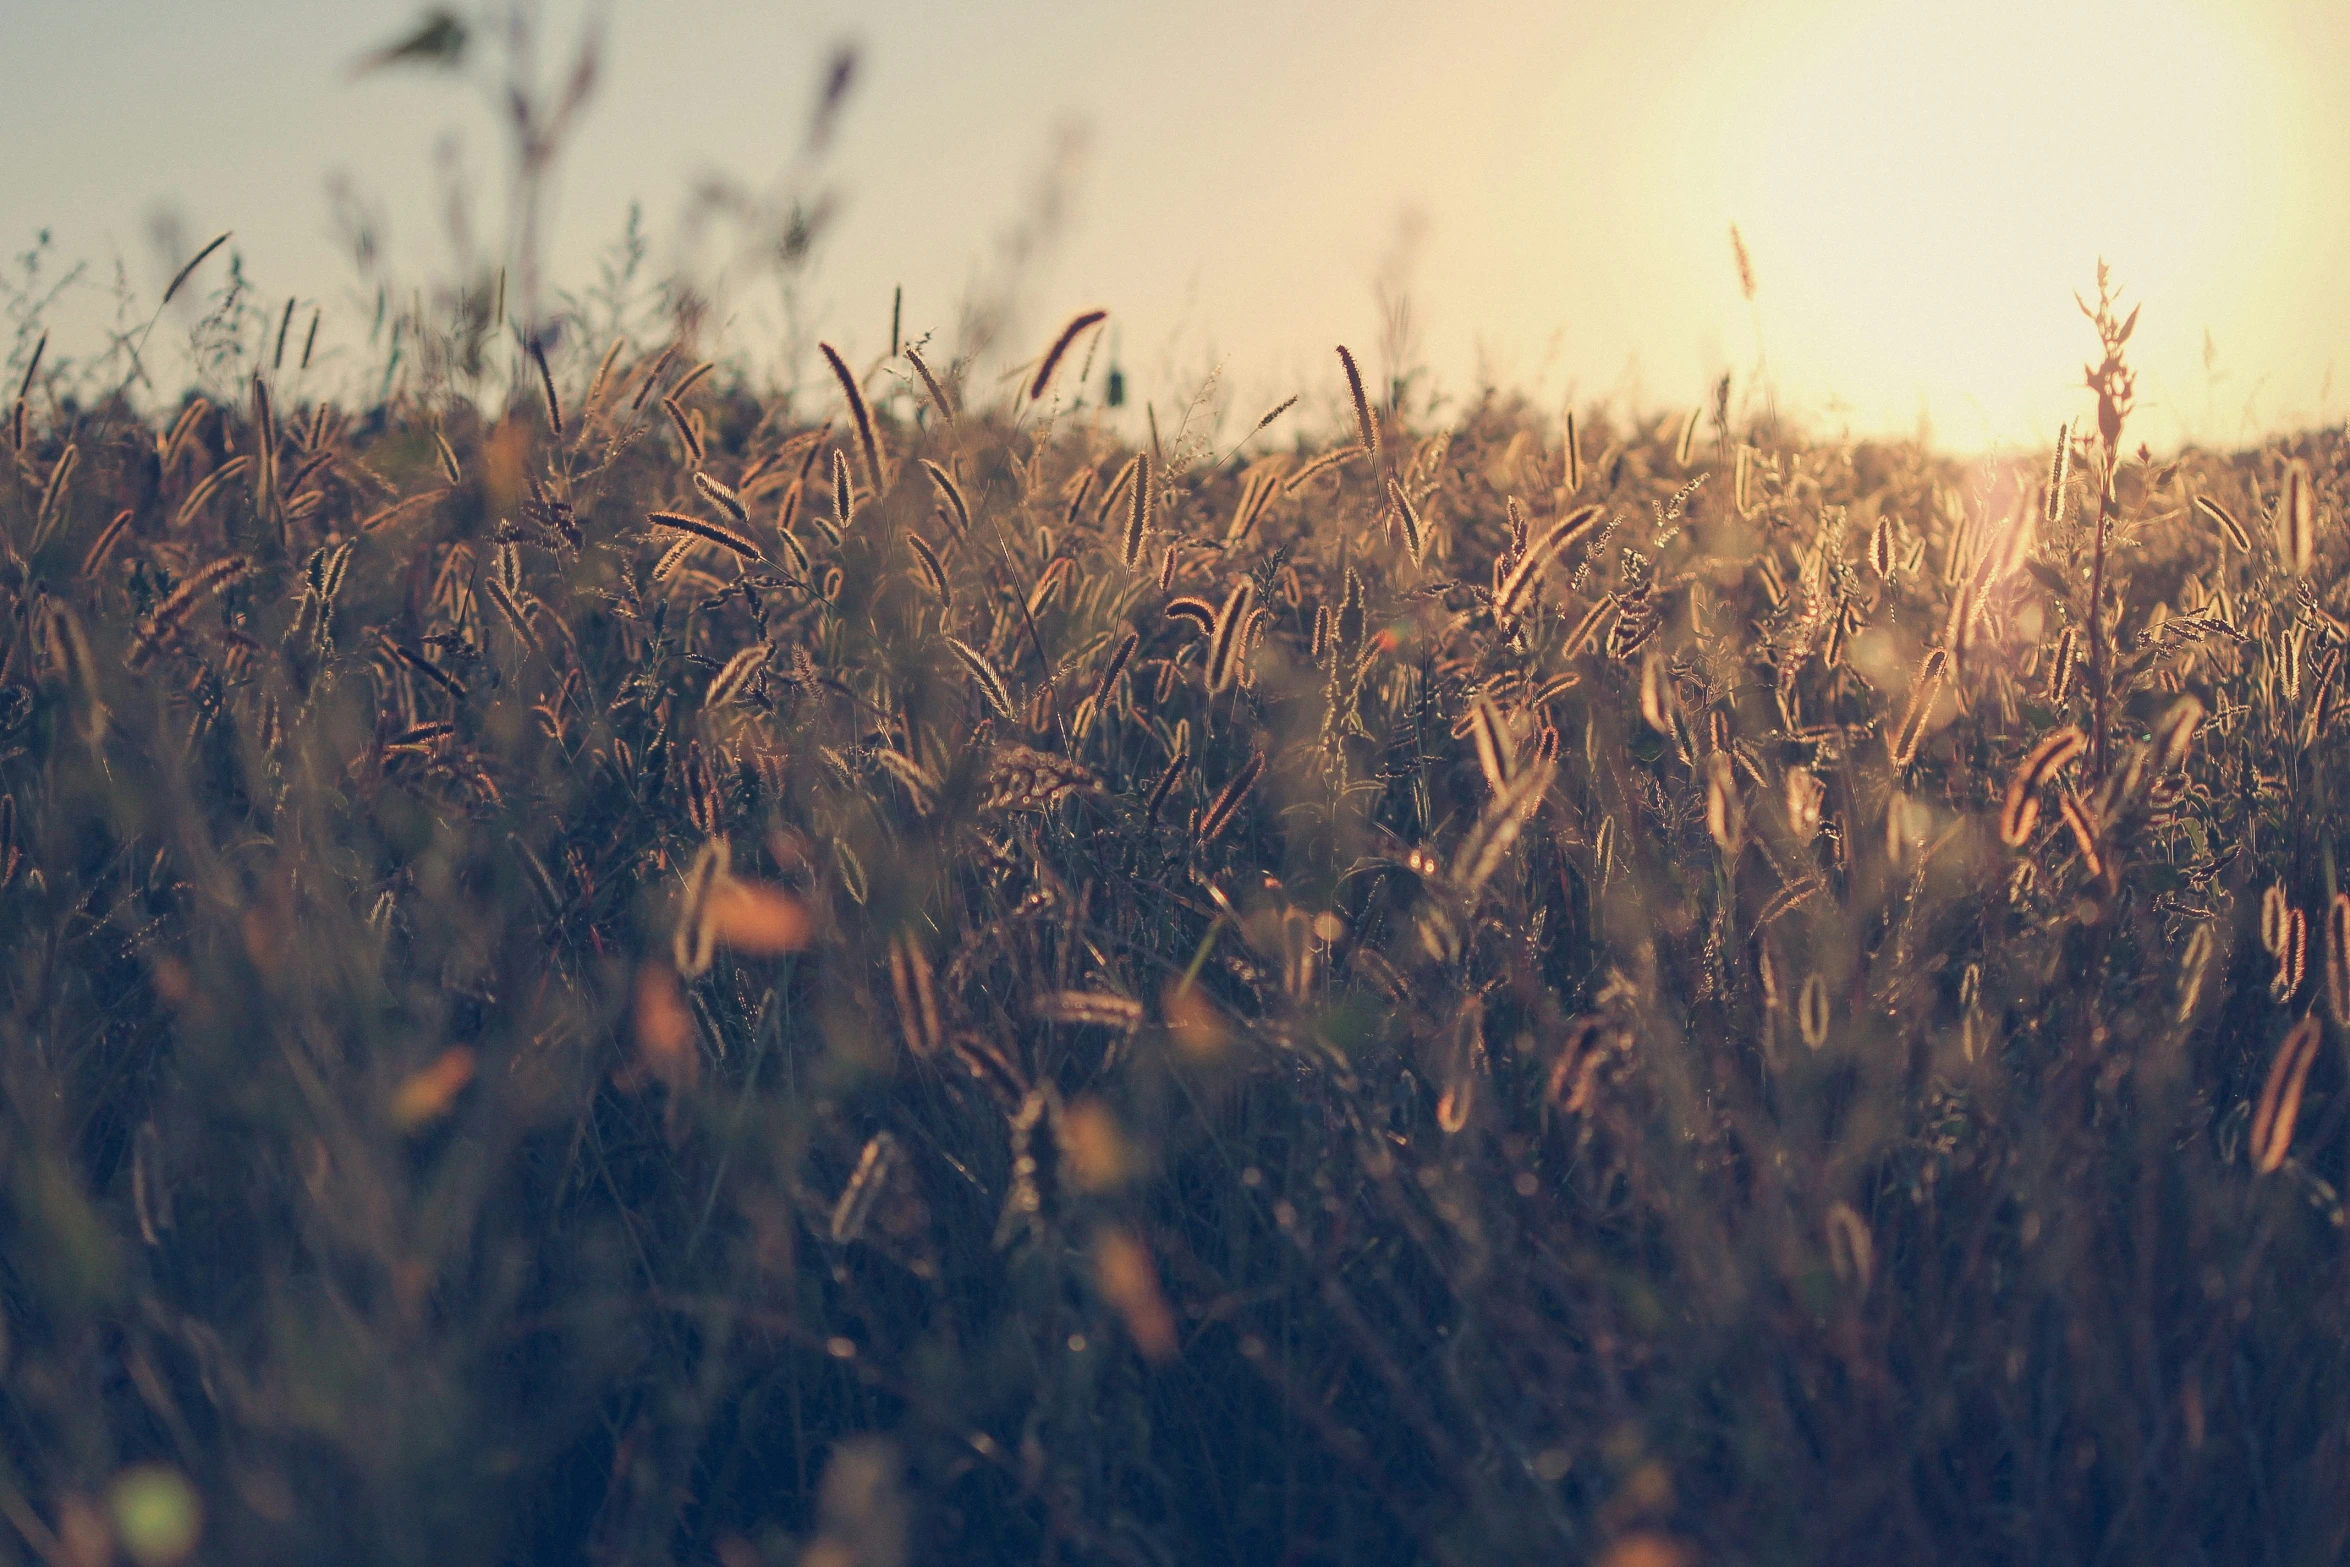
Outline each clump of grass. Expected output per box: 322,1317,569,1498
1,252,2348,1567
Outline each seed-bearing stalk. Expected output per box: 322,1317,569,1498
2077,261,2138,782
2088,446,2115,780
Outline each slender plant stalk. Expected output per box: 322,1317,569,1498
2089,453,2115,780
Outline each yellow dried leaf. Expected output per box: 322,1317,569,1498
391,1046,477,1130
1095,1227,1179,1363
1063,1098,1132,1190
1162,981,1230,1060
1596,1534,1694,1567
631,963,699,1092
705,879,815,955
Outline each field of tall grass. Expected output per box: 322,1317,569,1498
4,215,2350,1566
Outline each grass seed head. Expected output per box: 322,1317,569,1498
1337,344,1377,458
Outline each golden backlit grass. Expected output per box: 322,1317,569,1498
3,270,2350,1564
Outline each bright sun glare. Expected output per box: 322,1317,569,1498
1714,0,2281,446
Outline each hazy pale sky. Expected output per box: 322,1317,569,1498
4,0,2344,452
